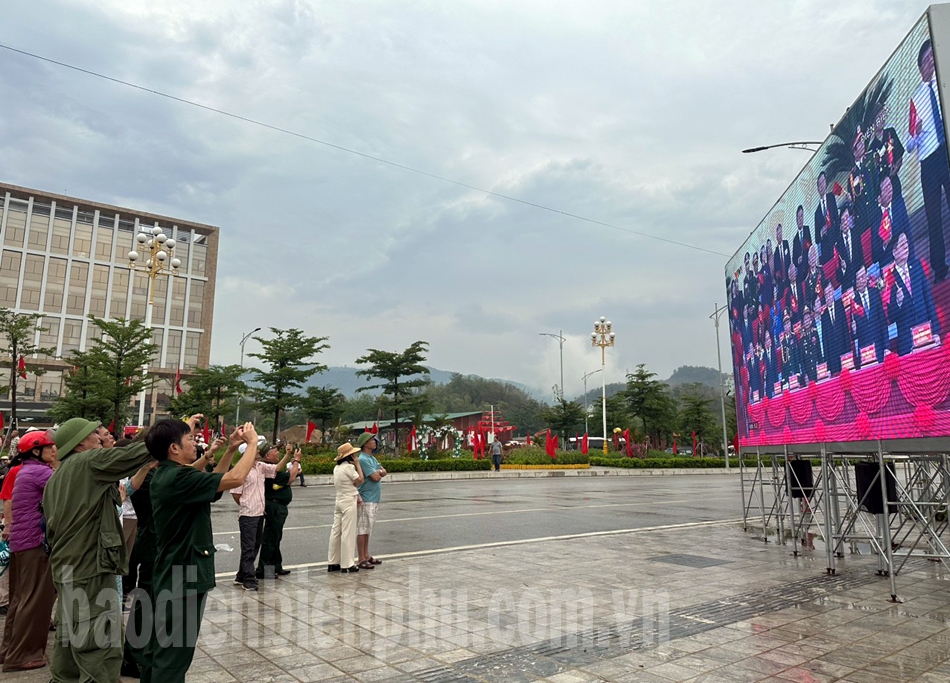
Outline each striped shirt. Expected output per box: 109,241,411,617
232,461,277,517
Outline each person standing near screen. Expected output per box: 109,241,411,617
908,39,950,283
890,232,941,355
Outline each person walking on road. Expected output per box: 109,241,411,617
356,433,386,570
491,438,503,472
327,443,363,574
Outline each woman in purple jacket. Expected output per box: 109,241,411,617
0,430,57,672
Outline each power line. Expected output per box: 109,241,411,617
0,42,728,258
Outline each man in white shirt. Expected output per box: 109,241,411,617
908,39,949,282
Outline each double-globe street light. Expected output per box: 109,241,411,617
539,330,566,401
581,368,602,435
591,317,615,455
235,327,261,424
128,226,182,426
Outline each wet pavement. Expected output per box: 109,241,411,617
3,474,950,681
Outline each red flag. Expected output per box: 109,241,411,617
545,429,556,457
909,99,919,137
306,421,317,442
623,429,633,457
202,420,211,443
552,433,559,453
220,420,226,438
175,367,182,394
0,412,4,432
673,433,678,454
371,422,378,434
108,419,115,433
581,432,588,455
17,356,26,380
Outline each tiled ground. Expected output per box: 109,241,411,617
3,520,950,681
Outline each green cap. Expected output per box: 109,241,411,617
357,432,378,448
54,418,100,460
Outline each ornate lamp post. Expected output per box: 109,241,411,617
591,317,615,455
128,226,182,426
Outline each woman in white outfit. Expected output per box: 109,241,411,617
327,443,364,574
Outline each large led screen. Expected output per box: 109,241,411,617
726,13,950,447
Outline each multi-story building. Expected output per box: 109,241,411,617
0,182,219,425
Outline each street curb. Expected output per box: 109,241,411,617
298,467,741,486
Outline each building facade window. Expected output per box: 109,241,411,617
0,250,22,306
20,254,44,311
73,214,93,259
66,262,88,315
61,318,83,354
187,280,204,327
3,205,27,247
28,206,50,251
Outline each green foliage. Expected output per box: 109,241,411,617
678,383,718,452
623,364,678,446
47,351,111,423
300,457,493,475
591,456,756,468
506,447,589,465
169,364,246,429
0,308,55,424
338,393,380,424
540,399,586,442
426,374,547,432
603,394,632,432
249,328,330,442
302,385,346,431
48,316,157,431
356,341,430,456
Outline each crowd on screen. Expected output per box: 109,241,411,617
728,39,950,406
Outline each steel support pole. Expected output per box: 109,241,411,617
877,441,898,600
713,303,730,469
821,444,836,574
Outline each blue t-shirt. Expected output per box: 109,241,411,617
358,453,382,503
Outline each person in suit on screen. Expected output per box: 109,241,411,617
851,265,887,366
774,223,791,301
762,331,779,398
792,205,812,277
799,307,823,385
836,205,863,291
907,39,950,282
890,232,941,355
743,252,758,317
815,172,841,266
820,282,849,376
780,312,801,387
849,127,881,256
875,175,912,266
869,105,905,195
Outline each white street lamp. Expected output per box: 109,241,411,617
592,316,616,455
128,225,180,427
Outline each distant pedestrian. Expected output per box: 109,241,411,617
327,443,364,574
491,439,503,471
356,433,386,569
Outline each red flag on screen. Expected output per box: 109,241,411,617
306,421,317,443
909,99,918,137
832,181,843,197
17,357,26,380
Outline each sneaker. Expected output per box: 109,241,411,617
327,564,341,573
243,581,259,591
233,578,244,586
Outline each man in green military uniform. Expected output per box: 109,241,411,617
141,419,260,683
256,443,302,579
43,417,158,683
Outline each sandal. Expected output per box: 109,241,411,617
368,557,382,565
357,561,375,570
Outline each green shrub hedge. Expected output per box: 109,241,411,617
300,457,493,475
506,447,590,465
590,456,757,469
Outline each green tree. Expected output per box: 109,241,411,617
249,328,329,442
679,383,717,454
603,394,632,433
86,316,158,431
0,308,54,426
541,399,586,445
339,393,380,424
302,385,346,434
355,341,430,457
624,364,677,447
169,364,247,430
47,350,111,423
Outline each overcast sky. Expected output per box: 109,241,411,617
0,0,934,398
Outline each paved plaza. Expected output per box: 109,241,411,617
3,474,950,682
